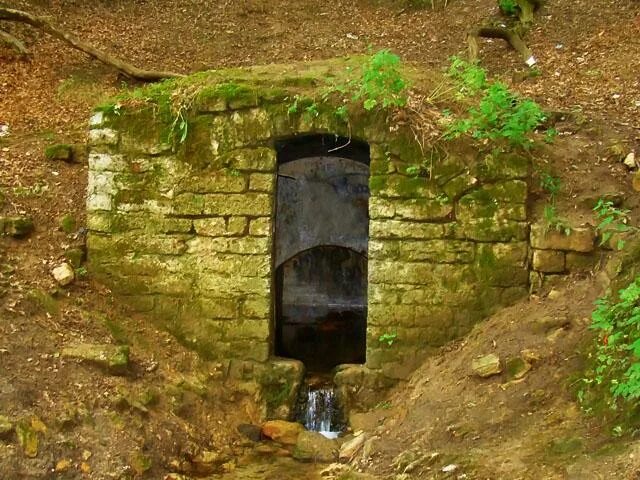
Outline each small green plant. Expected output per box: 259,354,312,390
543,204,572,236
374,400,392,410
75,266,88,278
445,58,551,149
378,331,398,346
580,276,640,408
447,82,546,148
498,0,519,16
287,95,300,114
544,127,558,143
539,171,562,201
593,198,638,250
353,49,408,111
447,56,487,97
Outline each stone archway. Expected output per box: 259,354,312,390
273,135,370,372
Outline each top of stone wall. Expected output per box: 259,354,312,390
89,57,447,153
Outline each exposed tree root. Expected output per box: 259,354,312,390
467,0,543,66
467,26,533,64
0,28,28,56
0,7,182,81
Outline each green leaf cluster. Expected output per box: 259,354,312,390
593,198,638,251
498,0,519,16
581,277,640,407
445,57,549,149
354,49,408,111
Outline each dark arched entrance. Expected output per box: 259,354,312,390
274,135,370,372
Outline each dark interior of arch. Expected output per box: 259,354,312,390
274,134,370,372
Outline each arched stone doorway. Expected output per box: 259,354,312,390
274,135,370,372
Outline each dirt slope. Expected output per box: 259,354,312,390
357,276,640,479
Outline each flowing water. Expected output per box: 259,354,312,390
296,377,344,439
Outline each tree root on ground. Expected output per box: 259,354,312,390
467,0,543,66
0,7,182,81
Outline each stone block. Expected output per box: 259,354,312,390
172,193,206,215
210,109,272,152
188,237,270,256
369,220,445,240
369,198,395,219
532,249,566,273
201,253,271,277
458,219,528,242
241,295,271,318
193,217,248,237
87,171,116,196
87,193,113,212
368,240,400,260
566,252,597,271
399,240,475,263
230,340,269,362
474,153,530,180
249,217,271,236
199,274,270,296
177,172,247,194
249,173,275,192
368,304,416,326
205,193,273,216
471,354,501,378
0,216,34,238
88,128,118,146
530,224,595,252
121,132,171,155
222,148,277,172
370,174,438,199
442,173,478,200
198,297,238,319
394,199,453,221
89,153,127,172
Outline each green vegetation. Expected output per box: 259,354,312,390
445,57,550,149
379,330,398,346
579,276,640,424
498,0,519,16
354,49,408,110
593,198,638,251
543,204,571,236
538,169,570,235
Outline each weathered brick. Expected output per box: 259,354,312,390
532,249,566,273
530,224,595,252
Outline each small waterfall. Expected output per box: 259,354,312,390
296,377,343,439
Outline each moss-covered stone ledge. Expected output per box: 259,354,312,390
86,57,534,396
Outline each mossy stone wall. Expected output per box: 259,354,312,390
86,60,532,385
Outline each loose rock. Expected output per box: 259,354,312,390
51,263,75,286
62,343,130,373
0,415,13,438
339,432,367,462
471,354,502,378
623,151,637,170
293,430,338,463
261,420,304,445
237,423,262,442
0,216,34,238
44,144,73,162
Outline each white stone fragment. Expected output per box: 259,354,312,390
88,128,118,146
525,56,537,67
88,153,126,172
87,193,113,211
87,171,115,195
623,152,637,170
89,111,104,127
52,263,75,286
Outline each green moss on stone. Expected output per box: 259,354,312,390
44,144,73,162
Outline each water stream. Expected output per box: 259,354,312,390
295,376,344,439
